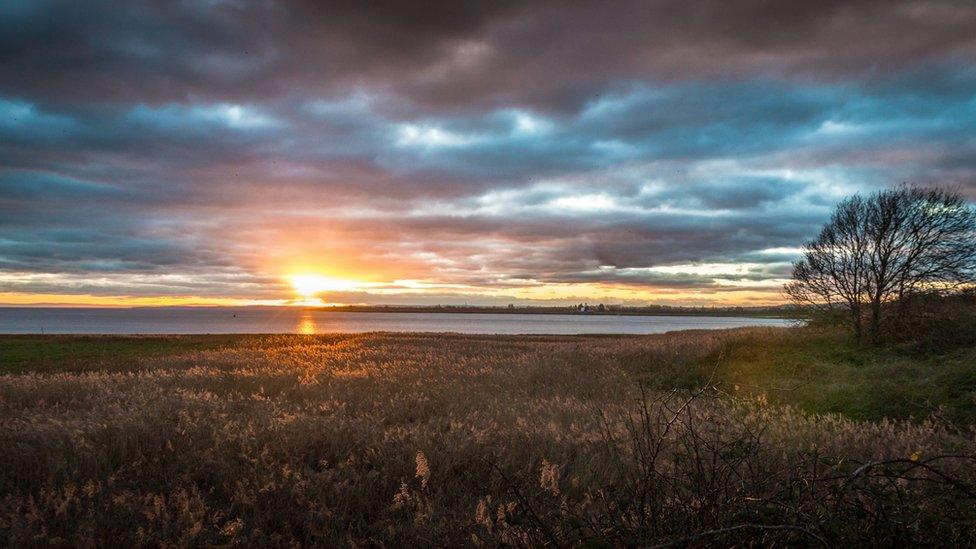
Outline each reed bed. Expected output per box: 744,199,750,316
1,329,973,546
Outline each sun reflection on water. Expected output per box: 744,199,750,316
297,312,317,334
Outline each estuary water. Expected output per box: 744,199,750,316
0,307,793,335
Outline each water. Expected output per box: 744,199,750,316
0,307,793,335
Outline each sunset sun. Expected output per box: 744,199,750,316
289,274,362,298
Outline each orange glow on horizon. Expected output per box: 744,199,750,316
0,281,790,308
0,292,282,307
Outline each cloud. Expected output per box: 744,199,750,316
1,1,975,304
4,1,975,110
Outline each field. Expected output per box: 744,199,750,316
2,328,975,546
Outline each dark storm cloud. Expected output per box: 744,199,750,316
4,1,975,109
2,0,975,302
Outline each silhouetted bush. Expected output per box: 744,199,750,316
885,289,976,351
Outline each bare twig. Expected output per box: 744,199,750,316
645,522,832,548
486,458,562,547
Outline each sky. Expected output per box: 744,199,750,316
2,0,976,307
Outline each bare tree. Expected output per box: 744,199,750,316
787,186,976,344
785,195,871,340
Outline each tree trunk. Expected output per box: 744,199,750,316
869,298,882,346
850,303,862,343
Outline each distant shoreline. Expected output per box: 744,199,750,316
0,304,803,319
305,305,802,319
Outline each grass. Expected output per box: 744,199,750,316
692,326,976,423
0,335,252,374
1,328,974,546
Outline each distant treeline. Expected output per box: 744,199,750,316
313,303,807,318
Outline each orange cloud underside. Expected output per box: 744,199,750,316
0,293,280,307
